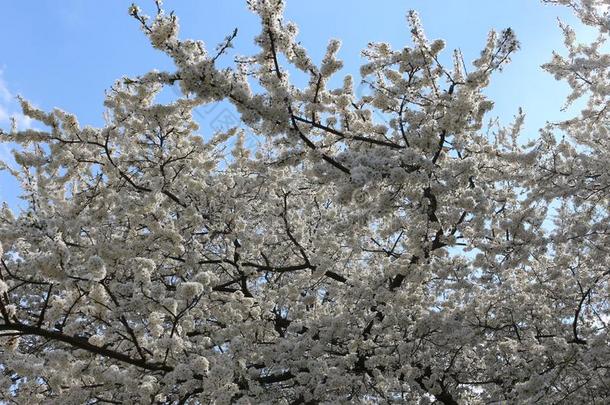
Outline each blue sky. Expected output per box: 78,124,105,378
0,1,594,208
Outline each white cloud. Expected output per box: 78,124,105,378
0,70,33,131
0,74,11,104
0,72,13,125
0,71,27,169
0,105,8,123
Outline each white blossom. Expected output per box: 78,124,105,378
176,281,203,300
87,255,107,281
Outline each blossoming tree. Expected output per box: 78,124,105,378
0,0,609,403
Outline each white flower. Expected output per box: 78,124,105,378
0,279,8,295
87,255,107,281
149,14,179,49
88,334,105,346
194,271,212,286
177,281,204,300
193,355,210,372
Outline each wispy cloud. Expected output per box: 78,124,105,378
0,70,33,131
0,105,9,123
0,73,13,127
0,71,12,103
0,70,33,169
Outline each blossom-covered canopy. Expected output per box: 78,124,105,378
0,0,609,403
